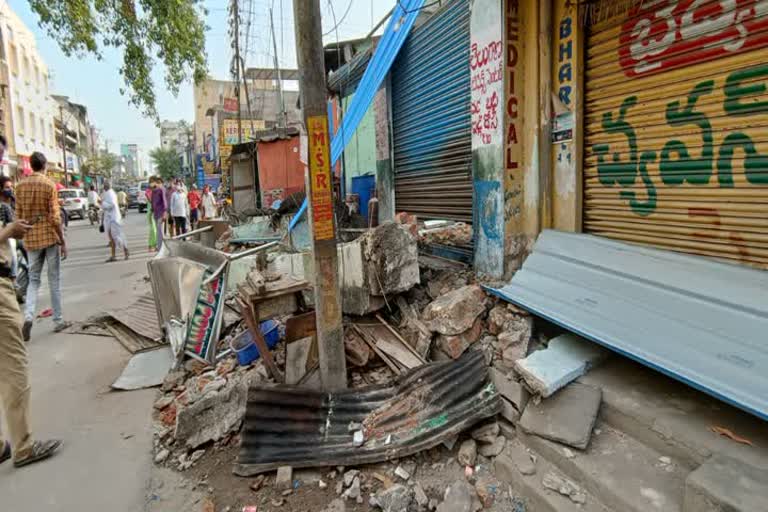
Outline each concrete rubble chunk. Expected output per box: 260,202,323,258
496,317,533,350
499,399,521,424
488,304,531,335
514,333,608,397
321,498,347,512
435,318,483,359
542,471,587,504
372,483,414,512
361,222,420,297
414,483,429,508
684,454,768,512
471,422,500,444
154,394,175,411
458,439,478,467
162,370,187,392
276,466,293,490
519,382,602,450
343,469,360,487
154,448,170,464
174,373,250,449
499,441,536,476
478,436,506,458
489,367,530,412
436,480,478,512
474,476,498,508
394,465,411,481
497,419,516,440
422,285,487,336
342,476,361,500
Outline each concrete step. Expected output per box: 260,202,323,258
519,422,687,512
578,357,768,470
495,438,613,512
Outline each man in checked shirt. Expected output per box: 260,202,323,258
15,152,71,341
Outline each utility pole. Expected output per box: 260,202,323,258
269,7,287,129
230,0,243,143
293,0,346,390
60,105,68,185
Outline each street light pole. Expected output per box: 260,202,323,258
293,0,346,390
60,105,68,185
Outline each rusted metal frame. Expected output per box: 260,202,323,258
238,296,284,382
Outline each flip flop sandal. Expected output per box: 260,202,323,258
105,256,118,263
53,321,73,333
0,441,10,464
13,439,61,468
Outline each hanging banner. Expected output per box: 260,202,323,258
223,97,239,114
308,115,334,241
221,119,266,145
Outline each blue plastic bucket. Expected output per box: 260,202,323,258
230,320,281,366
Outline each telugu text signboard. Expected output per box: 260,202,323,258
220,119,266,145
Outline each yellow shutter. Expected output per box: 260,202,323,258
584,1,768,268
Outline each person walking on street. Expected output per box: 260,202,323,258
101,181,129,263
146,177,157,252
0,218,62,467
201,184,217,220
0,175,15,225
170,182,189,236
164,180,175,237
187,184,201,231
151,177,168,250
116,188,128,217
15,152,70,341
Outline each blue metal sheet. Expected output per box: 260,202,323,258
391,0,472,222
488,230,768,421
289,0,424,234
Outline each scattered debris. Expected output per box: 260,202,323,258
321,498,347,512
276,466,293,490
435,318,483,360
471,422,500,444
422,285,486,336
458,439,478,467
342,476,361,500
372,484,414,512
112,348,174,391
519,382,602,450
489,368,530,414
709,426,754,446
542,472,587,504
436,480,478,512
496,442,536,477
250,474,266,492
154,448,170,464
414,483,429,508
478,436,506,458
474,476,499,508
514,334,608,397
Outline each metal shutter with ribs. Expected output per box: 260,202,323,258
584,0,768,268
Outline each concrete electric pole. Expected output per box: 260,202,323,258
293,0,346,390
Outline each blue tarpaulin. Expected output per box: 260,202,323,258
289,0,425,233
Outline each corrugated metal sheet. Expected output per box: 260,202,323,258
234,351,500,475
257,137,304,208
488,230,768,421
328,48,373,94
584,1,768,269
391,0,472,222
107,295,163,342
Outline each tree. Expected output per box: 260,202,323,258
28,0,207,119
80,151,119,179
150,147,180,181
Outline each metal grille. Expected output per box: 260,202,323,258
584,1,768,269
391,0,472,222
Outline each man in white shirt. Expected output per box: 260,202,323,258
87,185,100,208
169,182,189,235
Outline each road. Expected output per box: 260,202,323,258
0,210,170,511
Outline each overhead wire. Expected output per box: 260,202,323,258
396,0,443,13
323,0,353,36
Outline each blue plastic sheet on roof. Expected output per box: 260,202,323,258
289,0,425,233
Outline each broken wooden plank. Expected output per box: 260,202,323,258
286,337,313,385
375,313,427,364
351,324,401,375
376,338,423,370
238,297,284,383
286,311,317,343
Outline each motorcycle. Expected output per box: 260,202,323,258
88,205,100,226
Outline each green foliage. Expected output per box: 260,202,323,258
28,0,208,119
150,147,180,181
80,151,119,178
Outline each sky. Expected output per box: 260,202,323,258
8,0,395,167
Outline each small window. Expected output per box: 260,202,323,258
29,112,35,140
16,106,24,134
9,43,17,75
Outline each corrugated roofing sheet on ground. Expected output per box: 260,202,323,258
488,230,768,421
235,351,500,475
107,295,163,342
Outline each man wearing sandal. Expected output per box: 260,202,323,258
0,218,62,467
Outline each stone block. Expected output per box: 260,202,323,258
361,222,420,296
174,374,249,449
276,466,293,490
458,439,477,466
422,285,487,336
435,318,482,359
436,481,477,512
496,441,536,477
478,436,506,457
499,399,521,424
471,421,500,444
489,367,530,412
515,333,608,397
519,382,602,450
684,455,768,512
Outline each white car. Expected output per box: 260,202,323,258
60,188,88,219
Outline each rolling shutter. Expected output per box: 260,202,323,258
584,1,768,269
391,0,472,222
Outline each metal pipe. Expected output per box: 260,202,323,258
227,241,280,261
171,225,213,240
